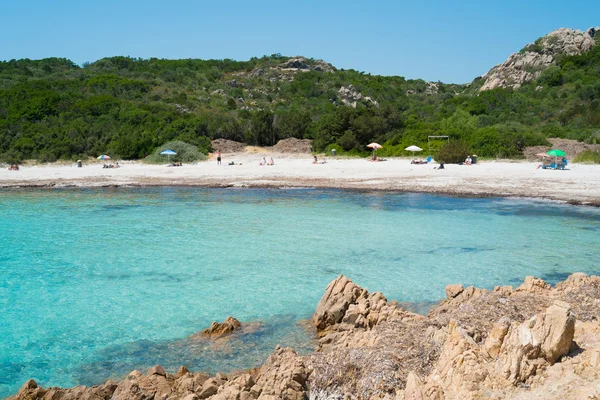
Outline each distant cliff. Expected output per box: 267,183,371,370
479,27,599,91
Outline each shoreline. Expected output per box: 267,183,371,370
3,182,599,208
2,156,600,206
9,272,600,400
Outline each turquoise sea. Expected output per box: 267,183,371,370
1,188,600,397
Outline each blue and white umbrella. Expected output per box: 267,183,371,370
160,149,177,162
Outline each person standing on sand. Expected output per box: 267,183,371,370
217,150,221,165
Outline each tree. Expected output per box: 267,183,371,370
249,110,275,146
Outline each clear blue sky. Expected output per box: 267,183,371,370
1,0,598,83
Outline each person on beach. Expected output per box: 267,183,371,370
217,150,221,165
268,157,274,165
260,157,266,166
313,156,318,164
465,156,472,165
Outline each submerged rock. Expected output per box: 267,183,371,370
200,316,242,338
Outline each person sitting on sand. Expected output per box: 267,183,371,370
465,156,472,165
313,156,318,164
260,157,266,166
434,162,445,170
267,157,274,166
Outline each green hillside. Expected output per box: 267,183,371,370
0,43,599,163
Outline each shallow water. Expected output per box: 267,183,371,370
1,188,599,397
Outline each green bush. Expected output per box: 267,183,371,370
0,149,24,164
573,150,600,164
436,140,471,163
323,143,368,157
144,140,207,164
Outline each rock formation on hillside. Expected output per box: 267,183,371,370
280,56,336,73
11,273,600,400
338,84,379,108
480,27,598,91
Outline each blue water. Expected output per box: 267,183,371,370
1,188,600,397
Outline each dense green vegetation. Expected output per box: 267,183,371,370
144,140,208,164
1,44,599,163
436,140,471,164
574,150,600,163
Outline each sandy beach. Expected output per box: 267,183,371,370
2,154,600,205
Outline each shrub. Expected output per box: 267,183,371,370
323,143,368,157
337,131,359,151
436,140,471,163
0,149,24,164
144,140,207,164
573,150,600,164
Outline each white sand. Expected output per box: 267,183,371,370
2,154,600,205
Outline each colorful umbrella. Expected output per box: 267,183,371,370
547,149,566,157
97,155,111,160
367,143,382,160
160,149,177,162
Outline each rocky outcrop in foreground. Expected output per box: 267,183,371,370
12,273,600,400
480,27,598,91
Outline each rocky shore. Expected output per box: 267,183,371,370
11,273,600,400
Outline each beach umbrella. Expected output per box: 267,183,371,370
405,145,423,159
97,155,111,160
547,149,566,157
160,149,177,162
547,149,566,167
366,143,382,159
